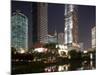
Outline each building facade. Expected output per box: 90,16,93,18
48,35,57,43
48,31,57,43
32,3,48,45
11,11,28,51
37,3,48,44
79,42,84,51
64,4,79,49
58,33,64,44
91,26,96,48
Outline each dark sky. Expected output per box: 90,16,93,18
11,1,96,49
78,5,96,49
48,3,64,33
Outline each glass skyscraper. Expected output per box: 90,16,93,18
11,11,28,51
64,4,79,48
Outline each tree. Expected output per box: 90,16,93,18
11,47,16,55
68,49,82,59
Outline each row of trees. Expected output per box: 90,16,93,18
11,43,96,62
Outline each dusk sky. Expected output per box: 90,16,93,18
12,1,96,49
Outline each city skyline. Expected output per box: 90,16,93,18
12,1,96,49
11,1,96,74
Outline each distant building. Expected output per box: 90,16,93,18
11,11,28,51
64,4,79,49
48,30,57,43
79,42,84,51
48,35,57,43
91,26,96,48
58,33,64,44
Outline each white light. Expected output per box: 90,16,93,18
58,65,69,71
90,53,93,59
20,49,25,54
83,51,88,53
34,48,47,53
19,48,25,54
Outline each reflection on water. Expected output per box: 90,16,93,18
80,60,95,70
44,65,57,72
58,64,70,71
44,60,95,72
12,60,96,74
44,64,70,72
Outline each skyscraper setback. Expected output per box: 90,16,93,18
64,4,79,48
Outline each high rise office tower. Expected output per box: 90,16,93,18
91,26,96,48
32,3,48,44
11,11,28,51
64,4,79,48
32,3,38,45
37,3,48,44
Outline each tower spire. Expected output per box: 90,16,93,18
54,29,57,36
54,25,57,36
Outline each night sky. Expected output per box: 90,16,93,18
11,1,96,49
